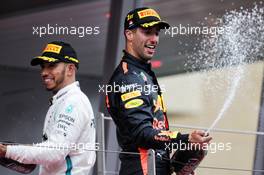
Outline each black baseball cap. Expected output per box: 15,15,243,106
31,41,79,68
124,7,170,30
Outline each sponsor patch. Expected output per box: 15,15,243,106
154,95,166,112
65,104,74,114
158,131,178,139
152,118,165,130
120,83,138,93
43,44,62,54
124,99,144,109
137,9,160,19
121,90,141,101
154,135,170,142
57,123,67,131
59,114,75,123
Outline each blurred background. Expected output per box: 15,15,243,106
0,0,263,174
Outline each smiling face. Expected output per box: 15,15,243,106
125,25,160,61
40,62,75,94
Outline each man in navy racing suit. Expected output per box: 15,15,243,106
106,7,212,175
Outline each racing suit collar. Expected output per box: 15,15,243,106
51,81,80,104
122,50,152,72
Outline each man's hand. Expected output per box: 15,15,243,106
188,130,212,144
0,144,7,157
170,130,212,174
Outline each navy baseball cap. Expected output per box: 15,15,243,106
124,7,170,30
31,41,79,68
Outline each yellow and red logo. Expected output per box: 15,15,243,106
154,95,167,112
158,131,178,139
43,44,62,54
121,90,141,102
137,9,161,19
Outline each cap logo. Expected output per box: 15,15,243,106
141,21,160,28
64,55,79,63
43,44,62,54
127,14,134,21
137,9,161,20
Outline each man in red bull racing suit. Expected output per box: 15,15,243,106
106,7,212,175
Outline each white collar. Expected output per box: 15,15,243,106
51,81,80,104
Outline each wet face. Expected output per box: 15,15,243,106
128,26,160,61
40,62,68,93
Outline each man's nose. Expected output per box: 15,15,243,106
41,67,48,76
150,34,159,43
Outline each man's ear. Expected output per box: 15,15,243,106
125,29,134,42
66,63,76,76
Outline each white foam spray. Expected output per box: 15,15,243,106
185,3,264,134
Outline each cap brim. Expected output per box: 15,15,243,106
140,21,170,29
31,56,60,66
